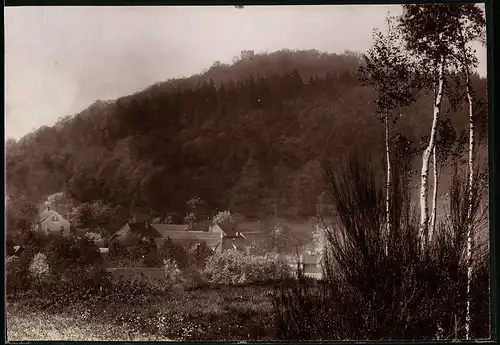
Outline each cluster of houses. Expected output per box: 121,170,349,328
110,217,265,254
19,206,324,278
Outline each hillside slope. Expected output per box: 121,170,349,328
5,49,488,220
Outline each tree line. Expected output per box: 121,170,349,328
5,47,486,228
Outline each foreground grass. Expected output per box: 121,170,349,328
6,302,172,341
6,285,276,341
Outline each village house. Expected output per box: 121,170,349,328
110,215,324,274
111,219,164,244
37,207,71,236
213,222,246,252
112,218,223,253
210,221,269,253
298,253,323,279
111,215,272,255
152,221,225,253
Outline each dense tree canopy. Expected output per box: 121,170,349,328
5,49,487,221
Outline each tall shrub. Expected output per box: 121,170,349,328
203,250,290,285
45,234,105,287
273,154,489,340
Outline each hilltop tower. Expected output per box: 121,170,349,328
240,50,255,60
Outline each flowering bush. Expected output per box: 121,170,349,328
203,250,291,285
29,252,50,293
29,253,50,279
163,259,182,282
8,231,55,295
85,231,105,247
212,210,234,225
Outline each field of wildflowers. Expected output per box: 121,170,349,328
7,285,276,341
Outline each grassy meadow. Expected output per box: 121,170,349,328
6,285,276,341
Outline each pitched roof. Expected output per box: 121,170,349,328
217,222,238,236
159,231,223,251
238,231,268,243
114,222,163,239
39,209,72,224
39,210,62,223
159,231,222,241
151,224,188,237
191,220,212,232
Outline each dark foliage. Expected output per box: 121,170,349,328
108,234,163,268
188,241,214,269
6,234,16,256
5,50,486,220
158,238,188,270
273,154,489,340
45,234,105,284
6,256,31,294
5,47,490,341
6,195,38,234
6,232,108,296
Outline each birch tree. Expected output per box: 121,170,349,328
428,115,465,240
399,5,462,250
429,6,485,246
448,5,485,340
359,15,420,255
401,4,486,338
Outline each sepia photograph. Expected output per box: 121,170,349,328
5,3,490,341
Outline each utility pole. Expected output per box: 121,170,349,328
196,243,200,269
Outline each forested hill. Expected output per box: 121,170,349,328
5,49,488,220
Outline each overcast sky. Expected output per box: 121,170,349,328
5,5,487,140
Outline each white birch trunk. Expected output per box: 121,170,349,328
419,55,445,251
464,50,475,342
429,144,438,243
385,112,391,256
454,20,476,340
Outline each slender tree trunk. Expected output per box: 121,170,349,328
419,54,445,251
464,49,475,342
385,111,391,256
429,144,438,243
454,21,476,340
